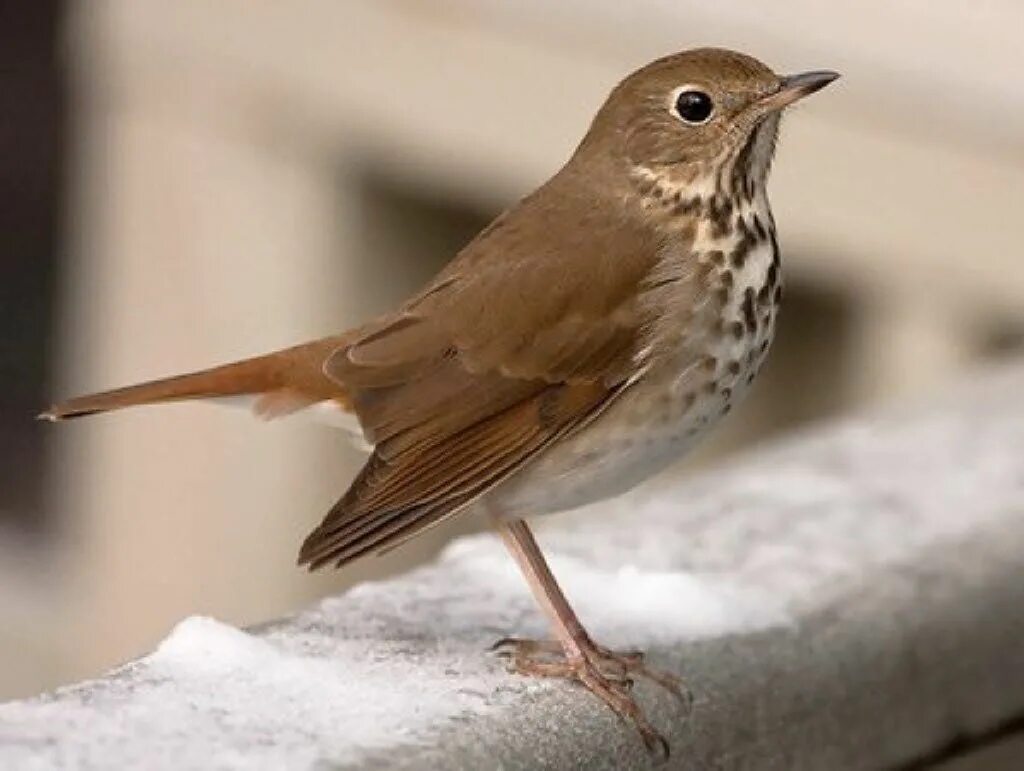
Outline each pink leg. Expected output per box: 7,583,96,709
494,518,686,756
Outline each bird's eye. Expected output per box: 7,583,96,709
673,89,714,124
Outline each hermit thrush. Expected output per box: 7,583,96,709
42,49,837,755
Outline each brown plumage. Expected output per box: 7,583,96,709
43,48,837,754
40,336,351,421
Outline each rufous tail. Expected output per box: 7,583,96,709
39,337,349,422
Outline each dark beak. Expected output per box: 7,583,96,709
759,70,840,111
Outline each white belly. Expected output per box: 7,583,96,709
485,340,768,519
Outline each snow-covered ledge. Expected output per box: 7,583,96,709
5,365,1024,770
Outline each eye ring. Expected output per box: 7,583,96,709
671,87,714,125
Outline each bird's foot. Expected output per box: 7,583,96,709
491,637,689,757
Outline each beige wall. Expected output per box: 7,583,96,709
1,0,1021,698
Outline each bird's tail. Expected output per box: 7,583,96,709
39,337,348,422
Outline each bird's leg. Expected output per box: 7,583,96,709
492,518,685,756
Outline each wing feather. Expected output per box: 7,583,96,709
298,382,610,569
298,170,701,570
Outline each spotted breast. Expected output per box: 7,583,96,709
488,118,783,519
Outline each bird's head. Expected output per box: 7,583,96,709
580,48,838,196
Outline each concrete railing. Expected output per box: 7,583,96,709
3,363,1024,769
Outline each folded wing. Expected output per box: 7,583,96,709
298,184,666,570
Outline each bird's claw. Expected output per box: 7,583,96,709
489,636,690,757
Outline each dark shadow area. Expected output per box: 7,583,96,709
0,1,66,533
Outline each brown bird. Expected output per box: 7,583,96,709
42,48,837,754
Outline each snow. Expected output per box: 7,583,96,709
443,537,788,645
0,533,789,771
0,613,507,770
143,614,501,765
3,363,1024,768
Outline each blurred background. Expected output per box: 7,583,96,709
1,0,1022,700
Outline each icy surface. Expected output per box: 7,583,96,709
3,364,1024,769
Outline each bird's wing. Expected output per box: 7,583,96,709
298,182,697,569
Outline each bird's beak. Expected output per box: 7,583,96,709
759,70,840,111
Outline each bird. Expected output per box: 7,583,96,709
41,48,838,755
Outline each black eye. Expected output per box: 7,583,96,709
674,89,714,124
